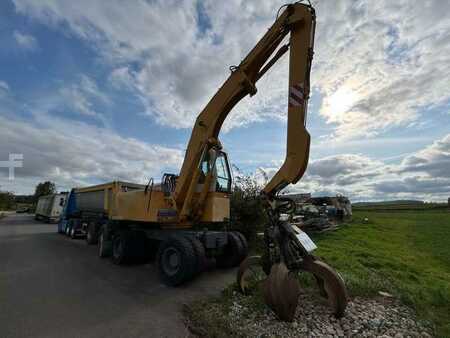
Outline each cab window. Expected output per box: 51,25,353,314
215,152,231,193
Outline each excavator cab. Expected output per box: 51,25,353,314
198,149,232,194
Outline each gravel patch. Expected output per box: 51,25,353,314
224,291,434,337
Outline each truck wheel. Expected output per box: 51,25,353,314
188,237,206,273
216,232,246,268
157,236,197,286
98,230,112,258
112,231,134,265
70,226,77,239
65,221,72,236
86,222,98,245
232,231,249,261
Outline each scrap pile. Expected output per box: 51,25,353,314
288,195,352,234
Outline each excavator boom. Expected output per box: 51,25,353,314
174,2,316,221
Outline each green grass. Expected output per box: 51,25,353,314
312,210,450,337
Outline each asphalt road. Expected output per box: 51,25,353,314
0,213,235,338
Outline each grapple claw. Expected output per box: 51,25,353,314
302,257,348,318
237,256,264,294
262,263,301,322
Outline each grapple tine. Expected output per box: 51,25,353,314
262,263,301,322
302,257,348,318
237,256,263,294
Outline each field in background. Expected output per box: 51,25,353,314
353,201,448,212
313,209,450,336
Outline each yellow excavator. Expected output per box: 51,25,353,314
65,0,347,321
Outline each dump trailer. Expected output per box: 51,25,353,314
35,193,67,223
59,181,145,237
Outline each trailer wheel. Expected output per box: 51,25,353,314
86,222,98,245
65,220,73,236
98,229,112,258
232,231,249,261
216,232,246,268
157,236,197,286
112,231,135,265
188,237,207,273
70,226,77,239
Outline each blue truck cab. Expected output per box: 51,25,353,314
58,189,77,234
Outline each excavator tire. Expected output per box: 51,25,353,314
232,231,248,261
156,235,197,286
216,232,246,268
187,237,206,274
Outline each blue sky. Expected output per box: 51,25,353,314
0,0,449,201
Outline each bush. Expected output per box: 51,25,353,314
0,191,15,210
229,168,267,241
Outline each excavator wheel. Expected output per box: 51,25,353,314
216,232,246,268
301,257,348,318
187,236,207,274
156,235,197,286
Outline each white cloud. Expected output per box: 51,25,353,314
0,81,10,100
314,0,450,139
13,30,39,50
0,115,183,194
400,134,450,178
0,81,9,92
13,0,450,138
59,74,109,119
257,133,450,202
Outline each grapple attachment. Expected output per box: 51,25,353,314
237,254,348,321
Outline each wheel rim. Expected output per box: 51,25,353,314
161,247,181,276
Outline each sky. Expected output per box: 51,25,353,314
0,0,449,202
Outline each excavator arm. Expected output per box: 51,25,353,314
174,2,316,221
